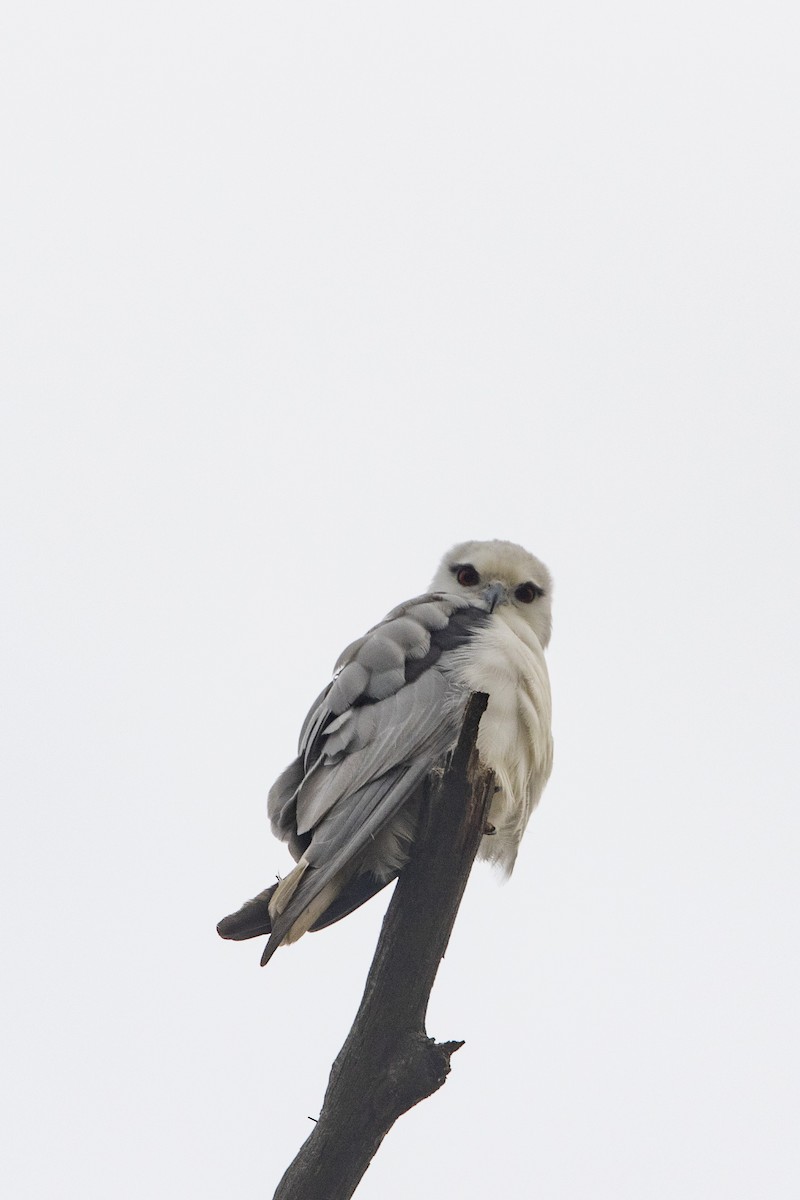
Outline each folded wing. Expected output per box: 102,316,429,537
224,592,490,965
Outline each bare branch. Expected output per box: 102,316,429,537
273,693,494,1200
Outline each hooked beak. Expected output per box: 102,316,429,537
482,582,508,613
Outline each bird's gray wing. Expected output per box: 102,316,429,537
268,593,487,841
261,592,491,962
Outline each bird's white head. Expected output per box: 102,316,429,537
430,539,553,649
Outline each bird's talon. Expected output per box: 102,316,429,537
483,822,496,836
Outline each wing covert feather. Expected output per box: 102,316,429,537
295,667,454,834
266,593,491,902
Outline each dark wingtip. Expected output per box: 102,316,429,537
216,914,244,940
216,884,278,942
260,936,280,968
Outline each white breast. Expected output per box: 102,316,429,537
452,609,553,873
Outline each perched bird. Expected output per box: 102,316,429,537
217,539,553,967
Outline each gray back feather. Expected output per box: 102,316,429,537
264,592,491,938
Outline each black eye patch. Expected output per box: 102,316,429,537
451,563,480,587
514,582,544,604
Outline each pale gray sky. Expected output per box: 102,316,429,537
2,3,799,1197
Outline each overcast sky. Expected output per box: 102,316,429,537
3,3,799,1197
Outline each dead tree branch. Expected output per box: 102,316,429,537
272,692,494,1200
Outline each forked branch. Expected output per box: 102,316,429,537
273,692,494,1200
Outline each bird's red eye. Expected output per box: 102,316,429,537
456,565,480,587
515,582,541,604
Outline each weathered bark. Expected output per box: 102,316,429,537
273,692,494,1200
